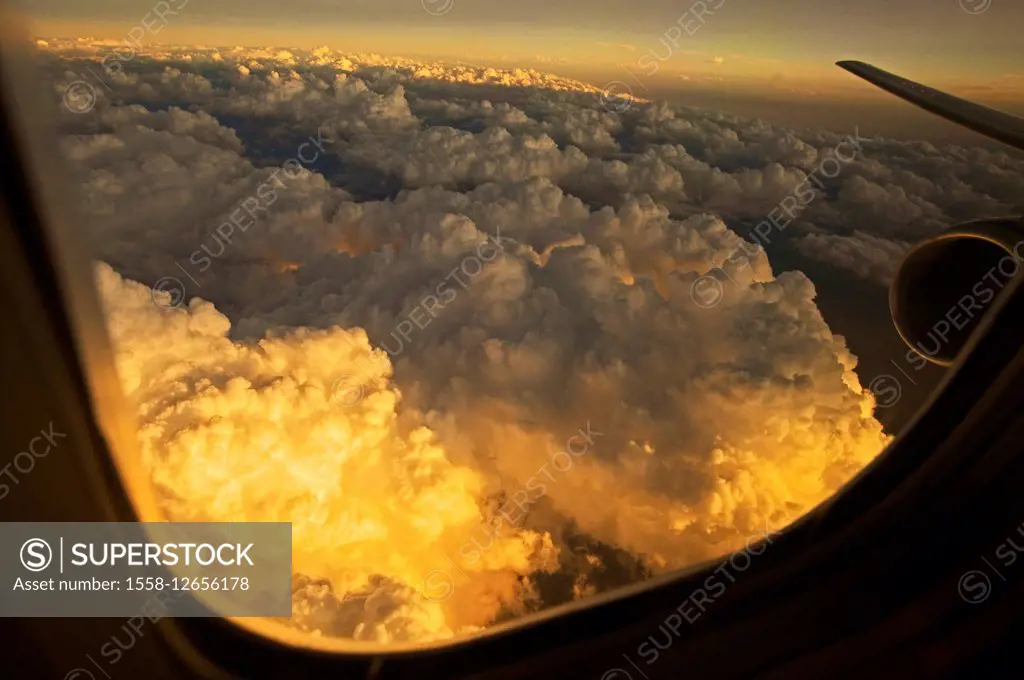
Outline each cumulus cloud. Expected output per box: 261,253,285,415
795,231,910,285
97,262,558,642
34,38,1023,644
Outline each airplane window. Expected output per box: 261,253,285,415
16,0,1024,652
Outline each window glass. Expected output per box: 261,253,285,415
23,0,1024,646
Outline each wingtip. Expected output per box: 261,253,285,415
831,59,1024,151
835,60,867,72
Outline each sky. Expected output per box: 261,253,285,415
29,0,1024,647
22,0,1024,103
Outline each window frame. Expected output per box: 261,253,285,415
3,16,1024,679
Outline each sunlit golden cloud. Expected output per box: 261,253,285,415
22,0,1024,103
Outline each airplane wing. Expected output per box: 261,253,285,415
836,60,1024,151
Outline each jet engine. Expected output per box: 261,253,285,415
890,217,1024,365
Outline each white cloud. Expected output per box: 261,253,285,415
37,38,1024,643
795,231,910,285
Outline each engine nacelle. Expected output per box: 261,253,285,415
890,217,1024,366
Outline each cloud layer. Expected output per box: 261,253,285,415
37,38,1022,643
